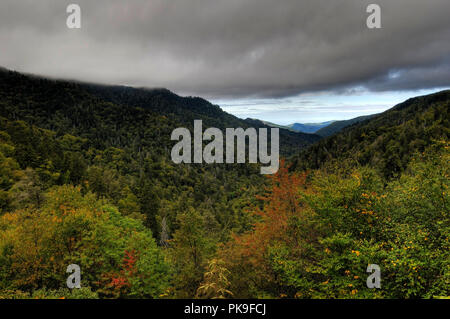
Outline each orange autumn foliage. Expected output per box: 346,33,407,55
219,161,310,293
99,249,139,297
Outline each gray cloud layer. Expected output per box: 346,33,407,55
1,0,449,98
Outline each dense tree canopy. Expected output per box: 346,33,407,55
0,69,448,298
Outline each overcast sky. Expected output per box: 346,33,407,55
1,0,449,123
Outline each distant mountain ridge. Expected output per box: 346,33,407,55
292,90,450,178
288,121,335,134
246,118,294,132
315,115,376,137
255,115,379,137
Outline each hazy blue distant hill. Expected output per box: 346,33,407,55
288,121,335,134
315,115,376,137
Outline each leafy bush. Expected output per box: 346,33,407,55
0,185,171,298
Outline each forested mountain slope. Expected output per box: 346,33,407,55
0,68,277,242
0,67,323,298
0,69,320,157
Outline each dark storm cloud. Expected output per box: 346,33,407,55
0,0,449,98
